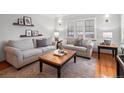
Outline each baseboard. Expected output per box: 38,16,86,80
0,58,5,62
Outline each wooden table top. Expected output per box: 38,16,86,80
98,43,118,48
39,49,76,66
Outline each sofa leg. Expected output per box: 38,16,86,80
76,55,91,59
17,68,21,71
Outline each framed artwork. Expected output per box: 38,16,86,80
25,29,32,36
23,16,32,26
18,18,24,25
32,30,39,36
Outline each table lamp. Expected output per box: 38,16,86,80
54,31,59,41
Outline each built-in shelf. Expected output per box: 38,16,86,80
13,23,34,27
20,34,42,37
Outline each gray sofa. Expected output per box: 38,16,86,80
4,37,55,69
62,37,94,59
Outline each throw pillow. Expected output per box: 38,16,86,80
82,40,91,47
36,39,48,47
66,37,76,45
33,37,52,48
74,38,83,46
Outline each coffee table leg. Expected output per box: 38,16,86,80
74,54,76,63
40,62,43,72
57,67,61,78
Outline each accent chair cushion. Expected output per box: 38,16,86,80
63,44,87,52
9,39,34,50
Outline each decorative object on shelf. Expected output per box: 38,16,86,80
20,29,42,37
13,16,34,26
20,34,42,37
23,16,32,26
32,30,39,36
18,18,24,25
25,29,32,36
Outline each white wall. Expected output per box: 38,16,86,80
0,14,121,61
0,14,56,61
60,14,121,52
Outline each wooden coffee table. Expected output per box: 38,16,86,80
39,49,76,78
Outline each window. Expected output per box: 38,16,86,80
67,21,75,37
75,20,84,38
85,19,95,39
67,18,96,39
103,32,112,39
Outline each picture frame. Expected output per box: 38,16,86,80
23,16,32,26
25,29,32,36
18,18,24,25
32,30,39,36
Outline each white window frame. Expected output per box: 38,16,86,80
67,18,96,40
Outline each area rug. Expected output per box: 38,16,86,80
0,57,96,78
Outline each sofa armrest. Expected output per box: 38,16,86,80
4,46,23,62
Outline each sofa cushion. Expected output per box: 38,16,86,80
22,48,42,59
42,46,56,53
63,44,87,51
9,39,34,50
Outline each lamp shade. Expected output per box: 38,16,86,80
54,31,59,37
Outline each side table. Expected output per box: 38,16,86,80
98,44,118,59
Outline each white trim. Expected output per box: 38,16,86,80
0,58,5,62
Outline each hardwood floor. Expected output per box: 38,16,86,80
0,52,116,78
93,52,116,78
0,61,11,71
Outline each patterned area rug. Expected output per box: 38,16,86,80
0,57,96,78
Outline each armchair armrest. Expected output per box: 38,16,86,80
86,42,94,49
83,41,94,49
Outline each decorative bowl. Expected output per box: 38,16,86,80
104,39,111,45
